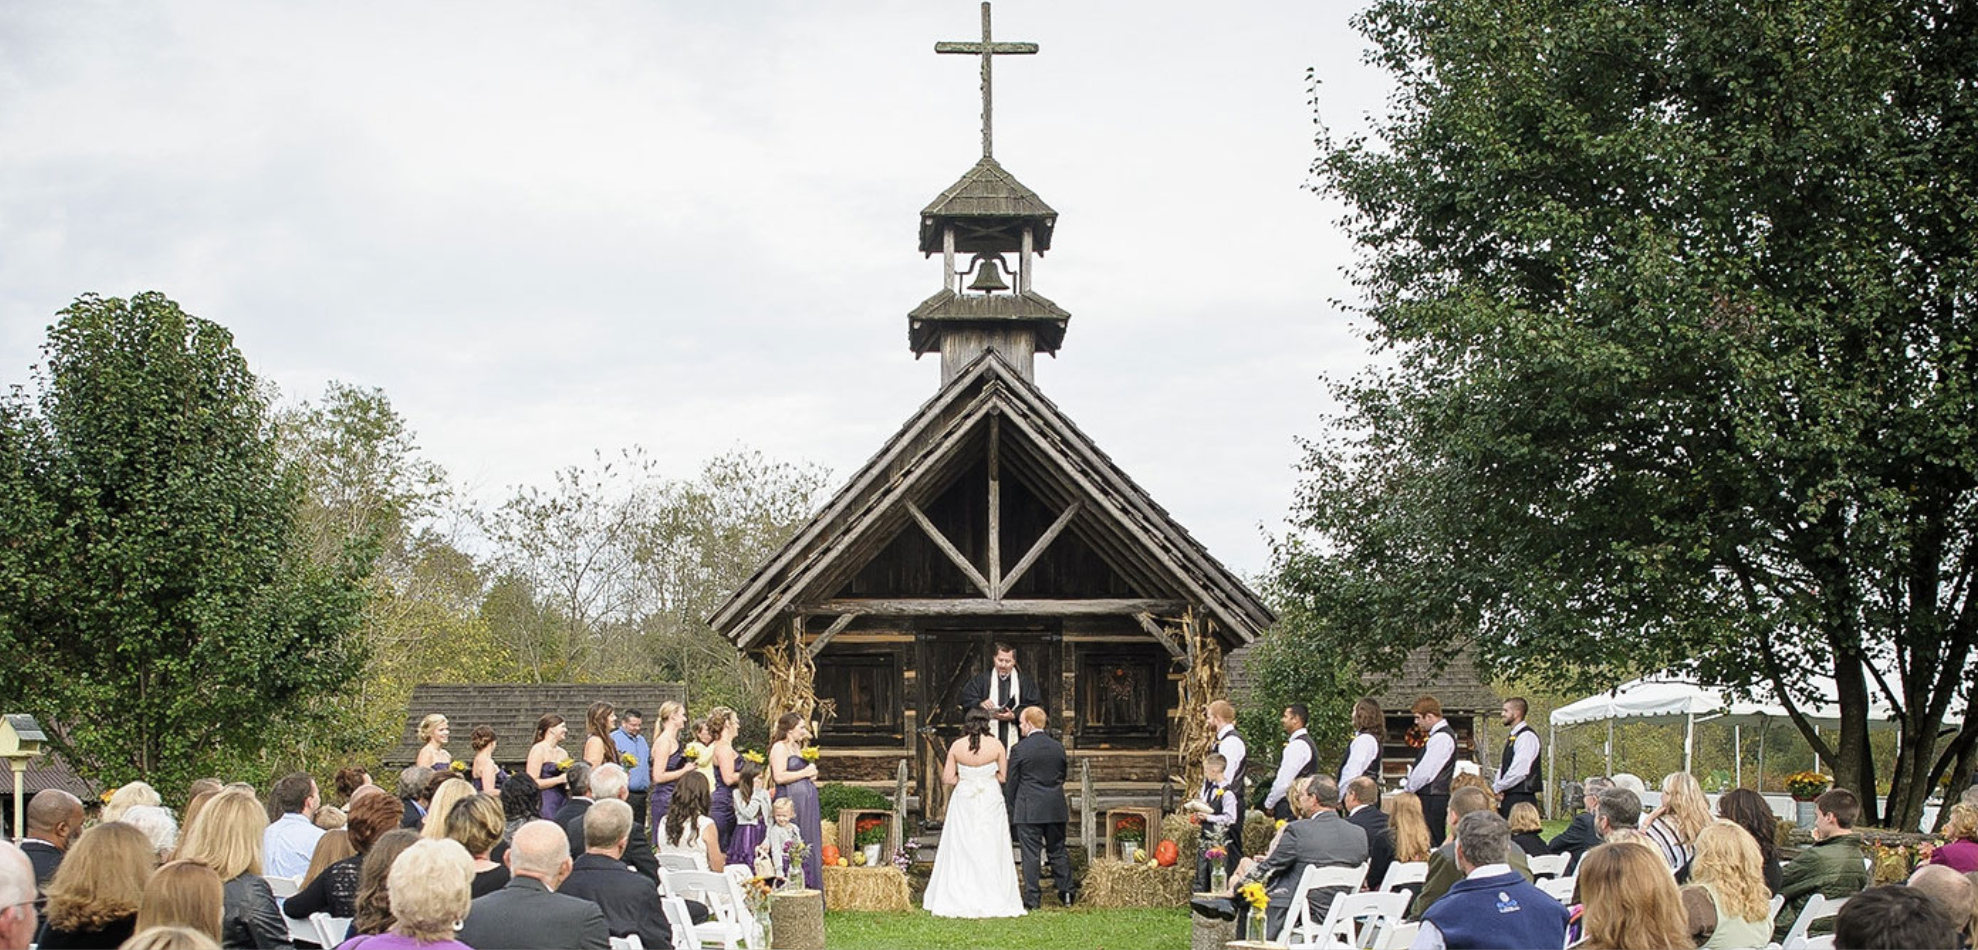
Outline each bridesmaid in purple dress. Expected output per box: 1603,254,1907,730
724,757,767,868
525,713,571,821
770,712,824,892
647,701,693,846
706,707,741,851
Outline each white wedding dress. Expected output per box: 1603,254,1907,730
922,761,1027,918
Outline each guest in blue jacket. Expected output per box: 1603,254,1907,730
1415,811,1569,950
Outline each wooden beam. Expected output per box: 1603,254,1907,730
996,500,1082,598
806,612,863,659
815,598,1184,617
1135,612,1188,662
905,500,995,598
987,413,1002,593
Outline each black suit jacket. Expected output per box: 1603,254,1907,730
1547,811,1601,873
1004,729,1070,825
1345,804,1393,891
556,853,671,950
400,798,423,830
559,798,596,856
20,840,61,888
560,798,660,882
456,875,609,950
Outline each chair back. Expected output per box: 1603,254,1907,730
1526,853,1570,879
1377,861,1427,892
662,869,755,949
1384,920,1421,950
609,935,646,950
1305,890,1410,950
1536,875,1576,902
658,852,705,872
308,912,352,949
661,894,700,950
1277,862,1371,947
1783,894,1847,950
263,874,301,899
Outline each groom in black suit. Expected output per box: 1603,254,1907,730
959,642,1043,748
1005,705,1077,909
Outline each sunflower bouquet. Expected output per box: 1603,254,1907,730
684,742,710,765
619,752,638,770
799,746,820,763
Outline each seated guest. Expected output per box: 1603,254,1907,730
556,799,673,949
1643,772,1710,881
0,841,35,950
1342,777,1393,891
122,925,223,950
1415,811,1568,950
1930,803,1978,873
263,772,326,880
1576,841,1696,950
1411,786,1535,916
1833,884,1958,950
455,821,607,950
1238,776,1368,940
300,831,355,891
581,764,658,881
37,821,155,949
313,806,347,833
419,778,475,841
1716,788,1785,893
1384,791,1434,867
22,789,84,889
285,789,403,921
441,794,511,897
1774,788,1870,943
1678,820,1776,949
103,782,163,824
1507,802,1549,859
553,763,599,858
134,860,225,945
396,767,432,830
661,772,729,872
500,776,542,842
343,838,478,950
1906,865,1974,946
349,831,421,941
173,788,294,950
1548,777,1615,873
183,784,224,840
120,806,180,862
332,768,372,806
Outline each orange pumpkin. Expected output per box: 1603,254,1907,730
821,844,841,866
1153,839,1179,867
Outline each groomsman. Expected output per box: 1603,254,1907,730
1206,701,1247,881
1263,704,1320,820
1401,695,1457,848
959,643,1042,747
1492,698,1543,818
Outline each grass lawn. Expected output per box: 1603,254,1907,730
824,906,1191,950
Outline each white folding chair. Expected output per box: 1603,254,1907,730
658,852,705,872
263,874,302,899
1377,861,1427,893
1537,875,1576,902
1527,853,1570,880
1384,920,1420,950
1276,862,1370,948
662,869,758,950
1782,894,1848,950
661,894,701,950
309,913,352,949
1301,890,1409,950
283,913,315,946
609,936,646,950
1770,894,1785,919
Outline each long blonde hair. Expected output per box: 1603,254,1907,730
1383,792,1432,863
1578,842,1695,950
422,778,476,841
302,829,355,887
1648,772,1710,845
43,821,156,931
135,860,224,942
173,788,266,880
1687,820,1770,922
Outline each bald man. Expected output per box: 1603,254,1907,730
21,790,82,888
456,820,607,950
0,840,35,950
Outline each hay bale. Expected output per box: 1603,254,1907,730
1078,858,1193,909
1240,809,1274,858
820,818,838,851
1162,813,1201,857
819,865,911,912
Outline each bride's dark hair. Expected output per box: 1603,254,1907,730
962,708,992,753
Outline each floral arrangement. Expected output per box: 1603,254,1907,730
1275,819,1288,832
684,742,710,765
783,836,810,873
1238,881,1269,909
1403,725,1428,749
1202,823,1228,862
1784,771,1832,801
854,815,888,848
619,752,638,770
450,760,469,774
741,749,766,765
891,844,913,873
799,746,820,763
1112,814,1147,845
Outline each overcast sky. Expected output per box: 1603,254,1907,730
1,1,1391,579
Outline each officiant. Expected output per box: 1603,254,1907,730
958,643,1042,747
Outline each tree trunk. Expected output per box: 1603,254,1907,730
1830,649,1879,824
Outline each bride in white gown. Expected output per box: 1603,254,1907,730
923,709,1027,918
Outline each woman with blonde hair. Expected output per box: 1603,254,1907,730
414,714,452,770
441,794,510,897
1508,801,1550,857
1644,772,1712,879
39,822,157,949
103,782,163,823
134,860,224,944
647,701,693,832
581,701,617,769
1577,841,1696,950
420,778,475,841
301,830,355,889
172,788,292,949
1383,792,1433,864
345,838,477,949
1679,820,1776,949
1929,802,1978,872
121,925,222,950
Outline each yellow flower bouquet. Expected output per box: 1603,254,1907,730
799,746,820,763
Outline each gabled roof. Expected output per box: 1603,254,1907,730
708,352,1275,649
919,157,1058,254
907,288,1069,353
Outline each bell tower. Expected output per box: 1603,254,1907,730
910,2,1069,384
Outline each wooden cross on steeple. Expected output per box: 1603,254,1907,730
935,2,1037,159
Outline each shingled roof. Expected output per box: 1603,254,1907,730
907,288,1069,353
384,683,686,768
918,157,1058,254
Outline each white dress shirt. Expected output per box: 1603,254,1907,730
1492,724,1541,793
1339,732,1382,786
1403,722,1455,794
1264,728,1314,811
262,812,324,879
1215,725,1247,788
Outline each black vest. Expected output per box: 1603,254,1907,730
1290,731,1321,779
1214,728,1245,804
1498,723,1542,795
1335,730,1383,784
1414,721,1457,796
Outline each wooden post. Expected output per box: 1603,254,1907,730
893,758,911,854
987,414,1002,594
1080,757,1096,863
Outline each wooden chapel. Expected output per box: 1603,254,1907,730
708,3,1275,819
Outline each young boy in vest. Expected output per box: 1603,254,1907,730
1186,752,1241,892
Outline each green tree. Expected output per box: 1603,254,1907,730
1288,0,1977,828
0,293,373,791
